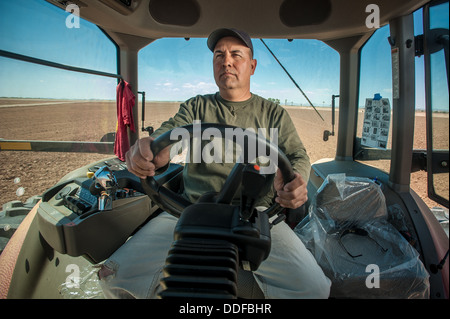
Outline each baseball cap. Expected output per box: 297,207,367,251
207,28,254,55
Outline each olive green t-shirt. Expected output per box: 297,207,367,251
152,92,310,207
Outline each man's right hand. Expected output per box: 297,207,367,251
125,136,170,179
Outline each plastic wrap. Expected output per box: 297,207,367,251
295,174,430,299
59,265,104,299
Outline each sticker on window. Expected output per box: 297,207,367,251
362,94,390,150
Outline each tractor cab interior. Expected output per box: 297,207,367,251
0,0,448,300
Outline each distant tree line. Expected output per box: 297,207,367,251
268,98,280,104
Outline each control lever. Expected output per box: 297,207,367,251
240,164,272,221
91,166,118,211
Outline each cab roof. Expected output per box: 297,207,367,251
46,0,429,41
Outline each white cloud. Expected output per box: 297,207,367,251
182,81,216,93
143,79,217,101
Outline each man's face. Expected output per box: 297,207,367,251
213,36,256,94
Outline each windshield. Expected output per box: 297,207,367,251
138,37,340,165
0,0,118,206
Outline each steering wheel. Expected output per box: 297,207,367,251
140,123,295,218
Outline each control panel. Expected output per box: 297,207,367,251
37,158,157,263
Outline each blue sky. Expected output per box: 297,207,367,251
0,0,448,110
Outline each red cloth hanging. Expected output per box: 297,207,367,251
114,80,136,161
